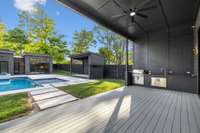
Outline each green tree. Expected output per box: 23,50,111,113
18,6,69,63
48,34,69,63
94,25,126,65
98,47,113,64
5,28,29,55
72,29,96,54
0,23,7,48
0,23,17,51
94,25,115,49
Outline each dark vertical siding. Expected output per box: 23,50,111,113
134,24,197,93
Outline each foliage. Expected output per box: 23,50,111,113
0,23,7,49
61,79,124,98
98,47,113,64
0,93,31,122
94,25,133,65
0,6,69,63
72,29,96,54
5,28,29,55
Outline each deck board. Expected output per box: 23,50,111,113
0,86,200,133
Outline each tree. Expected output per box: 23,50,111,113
94,25,126,65
5,28,29,55
0,23,7,48
48,34,69,63
98,47,113,64
18,5,69,63
94,25,115,49
72,29,96,54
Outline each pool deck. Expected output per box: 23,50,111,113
0,74,95,96
0,86,200,133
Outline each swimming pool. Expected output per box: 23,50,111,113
34,78,68,84
0,77,68,92
0,77,40,92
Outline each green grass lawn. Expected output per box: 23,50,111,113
60,79,124,98
0,93,31,122
53,70,71,76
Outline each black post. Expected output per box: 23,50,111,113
70,57,72,76
125,38,129,86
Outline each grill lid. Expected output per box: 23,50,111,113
132,69,145,74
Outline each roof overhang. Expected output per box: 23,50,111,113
70,52,103,60
58,0,198,40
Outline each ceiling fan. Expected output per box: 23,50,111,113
112,0,157,29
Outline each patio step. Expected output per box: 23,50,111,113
32,91,67,101
36,95,78,110
30,87,59,95
29,87,78,110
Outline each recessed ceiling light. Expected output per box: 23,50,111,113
130,12,136,16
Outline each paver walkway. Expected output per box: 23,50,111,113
30,87,78,110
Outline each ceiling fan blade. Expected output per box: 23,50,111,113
137,5,157,12
136,13,148,18
113,0,128,13
111,14,126,19
136,0,154,9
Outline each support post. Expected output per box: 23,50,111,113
70,57,72,76
125,38,129,86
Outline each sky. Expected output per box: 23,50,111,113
0,0,101,52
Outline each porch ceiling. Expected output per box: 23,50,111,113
58,0,198,40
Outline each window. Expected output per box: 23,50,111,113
0,61,8,73
29,57,50,73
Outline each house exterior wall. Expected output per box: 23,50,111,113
24,55,53,74
0,51,14,75
134,24,197,93
194,8,200,93
88,54,105,79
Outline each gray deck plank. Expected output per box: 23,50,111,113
171,93,181,133
181,93,190,133
187,93,199,133
162,92,178,133
109,89,165,133
0,86,200,133
90,90,156,133
125,91,171,133
150,91,177,133
192,95,200,133
143,91,174,133
52,88,151,133
116,92,165,133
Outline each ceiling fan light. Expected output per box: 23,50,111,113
130,12,136,16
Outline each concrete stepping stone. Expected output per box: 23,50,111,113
32,91,67,101
36,95,78,110
30,87,59,95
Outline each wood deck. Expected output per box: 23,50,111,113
0,86,200,133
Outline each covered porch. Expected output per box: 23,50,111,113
58,0,199,94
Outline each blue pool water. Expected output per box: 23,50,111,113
0,78,40,92
34,78,67,84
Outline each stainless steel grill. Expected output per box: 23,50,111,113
132,69,145,85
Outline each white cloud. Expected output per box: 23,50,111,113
56,11,60,16
14,0,47,12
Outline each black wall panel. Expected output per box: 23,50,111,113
134,24,197,93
